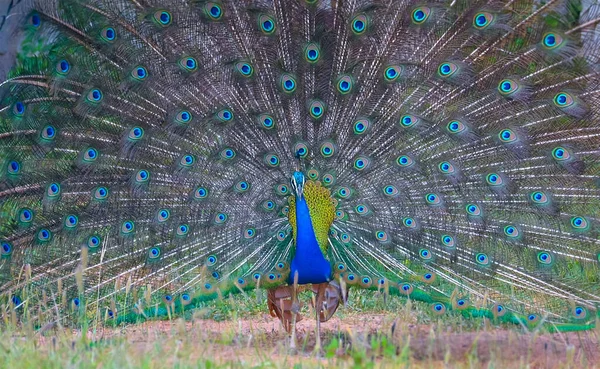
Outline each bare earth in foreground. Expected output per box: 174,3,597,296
89,313,599,368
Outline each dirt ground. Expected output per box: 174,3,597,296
90,313,599,368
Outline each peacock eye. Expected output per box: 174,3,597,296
411,7,431,24
351,14,368,34
205,3,223,20
258,14,276,34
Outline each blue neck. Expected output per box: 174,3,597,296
289,194,331,284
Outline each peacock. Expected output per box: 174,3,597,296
1,0,600,350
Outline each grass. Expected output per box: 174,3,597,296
1,288,598,368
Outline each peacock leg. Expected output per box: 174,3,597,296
289,271,300,352
267,285,304,332
312,282,328,356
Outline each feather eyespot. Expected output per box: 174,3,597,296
383,185,399,197
121,221,135,234
7,160,20,175
353,118,370,135
101,27,116,42
353,156,370,171
308,100,326,119
447,120,466,134
56,59,70,75
235,62,253,77
205,3,223,20
403,217,416,228
503,225,520,239
493,303,506,318
304,43,320,63
135,170,149,183
400,114,419,128
132,66,148,80
37,228,52,242
530,191,548,204
176,224,189,236
148,247,161,259
261,200,276,211
280,74,296,93
431,303,446,315
12,101,25,116
46,183,61,198
258,114,275,129
396,155,414,168
207,255,217,266
355,204,371,215
154,10,172,26
180,154,195,167
375,230,389,242
64,215,78,229
179,57,198,72
195,186,208,199
438,161,455,174
422,272,436,283
552,146,571,161
264,153,280,167
485,173,503,186
86,89,103,103
419,248,432,260
399,283,413,296
441,235,455,248
41,125,56,141
351,14,368,34
466,203,481,216
157,209,170,222
128,127,144,141
322,173,335,187
276,230,287,241
384,65,402,82
275,184,288,195
83,148,98,162
307,169,319,180
220,148,236,160
425,193,442,206
214,212,228,224
360,276,372,288
438,62,458,77
30,13,41,28
475,253,489,266
336,75,354,94
258,14,276,34
411,7,431,24
234,180,250,193
87,235,101,249
542,32,564,50
498,128,517,143
536,251,552,265
217,109,233,122
244,228,256,239
174,111,191,125
570,216,589,230
572,306,587,319
320,141,335,158
498,79,519,96
18,208,33,224
473,12,494,29
553,92,574,107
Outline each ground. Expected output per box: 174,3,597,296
7,308,599,369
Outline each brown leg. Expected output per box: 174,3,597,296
313,283,327,355
267,285,304,332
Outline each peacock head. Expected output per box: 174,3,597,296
291,171,305,199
